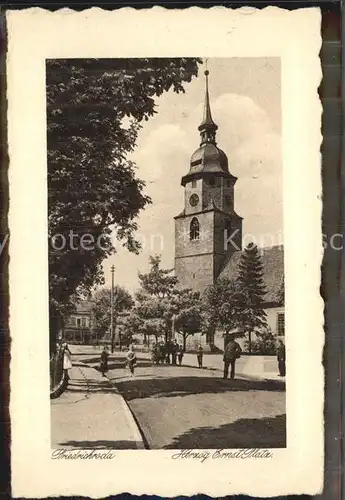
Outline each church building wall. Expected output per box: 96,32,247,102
202,177,222,208
184,179,202,215
175,253,214,293
175,211,214,258
175,210,216,291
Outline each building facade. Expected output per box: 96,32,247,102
63,299,95,344
174,70,284,346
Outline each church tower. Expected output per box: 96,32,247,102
174,70,242,293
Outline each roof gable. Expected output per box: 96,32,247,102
74,300,94,314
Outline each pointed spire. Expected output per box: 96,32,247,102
198,69,218,145
200,70,216,127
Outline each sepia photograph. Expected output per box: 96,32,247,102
8,7,323,497
48,57,286,451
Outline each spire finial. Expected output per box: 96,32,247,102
198,61,218,145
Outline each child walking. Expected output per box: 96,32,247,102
126,345,137,377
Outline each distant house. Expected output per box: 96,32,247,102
63,299,95,344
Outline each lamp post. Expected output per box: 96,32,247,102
171,314,176,341
110,265,115,353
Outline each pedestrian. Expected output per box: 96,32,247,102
62,343,73,380
177,345,184,365
100,346,109,377
277,339,286,377
159,342,165,364
171,340,178,365
196,345,203,368
223,337,242,379
165,342,171,364
151,343,160,366
126,345,137,377
151,343,156,366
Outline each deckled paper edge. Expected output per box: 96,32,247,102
7,6,324,498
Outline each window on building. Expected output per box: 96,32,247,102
81,317,87,327
69,316,77,326
226,179,232,187
208,177,216,186
277,313,285,336
190,217,200,240
77,318,81,328
191,159,202,167
191,179,197,188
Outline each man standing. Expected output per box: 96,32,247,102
277,339,286,377
171,340,178,365
223,337,242,379
196,345,204,368
100,346,109,377
177,345,184,366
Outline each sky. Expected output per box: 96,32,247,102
102,57,282,293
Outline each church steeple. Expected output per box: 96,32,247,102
198,70,218,146
174,62,243,294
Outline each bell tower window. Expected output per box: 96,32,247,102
192,179,197,188
190,217,200,240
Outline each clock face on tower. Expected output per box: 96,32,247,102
189,194,199,207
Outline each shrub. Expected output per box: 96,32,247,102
244,327,277,355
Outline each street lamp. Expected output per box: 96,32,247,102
110,265,115,353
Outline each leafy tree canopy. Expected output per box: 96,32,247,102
203,278,247,336
92,286,134,334
135,255,180,342
47,58,201,330
138,255,178,298
172,288,202,350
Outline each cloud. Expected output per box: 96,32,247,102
133,124,190,184
205,93,283,238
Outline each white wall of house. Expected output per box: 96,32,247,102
266,306,285,336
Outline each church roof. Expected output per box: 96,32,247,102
190,143,229,173
181,69,234,187
198,69,217,132
218,245,284,305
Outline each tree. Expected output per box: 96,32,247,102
277,276,284,306
135,255,179,342
116,312,137,349
172,289,202,351
47,58,201,350
92,286,134,347
203,278,247,343
236,243,268,353
138,255,178,298
132,292,166,345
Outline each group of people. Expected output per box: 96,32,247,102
60,335,286,383
98,338,249,381
100,344,138,377
151,341,184,366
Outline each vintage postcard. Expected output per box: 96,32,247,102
8,6,323,498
